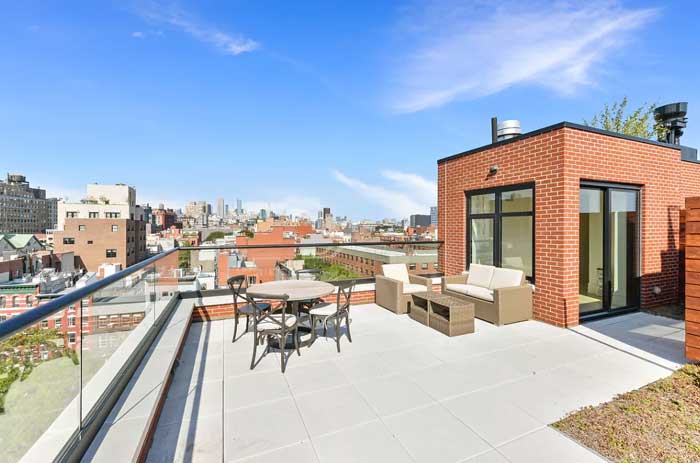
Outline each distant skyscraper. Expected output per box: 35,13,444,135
217,197,225,217
430,206,438,226
236,198,243,214
410,214,431,228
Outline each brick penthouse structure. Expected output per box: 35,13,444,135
438,121,699,327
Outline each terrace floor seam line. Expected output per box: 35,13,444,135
283,361,322,463
567,327,677,373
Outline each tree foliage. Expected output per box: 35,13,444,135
584,97,668,140
295,255,360,281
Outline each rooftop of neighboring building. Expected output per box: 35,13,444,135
0,234,42,250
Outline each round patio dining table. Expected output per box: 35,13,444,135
248,280,336,302
247,280,336,348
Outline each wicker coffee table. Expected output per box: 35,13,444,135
411,292,475,336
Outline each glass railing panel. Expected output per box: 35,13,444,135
0,307,80,463
79,264,156,424
154,250,180,318
178,241,442,289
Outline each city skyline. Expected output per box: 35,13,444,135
4,171,436,223
2,1,699,219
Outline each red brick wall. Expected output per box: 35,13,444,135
439,125,700,327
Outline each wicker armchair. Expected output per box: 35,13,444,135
375,264,432,314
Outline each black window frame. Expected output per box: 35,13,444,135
466,182,535,283
106,249,117,258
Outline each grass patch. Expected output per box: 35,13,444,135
554,364,700,463
294,255,360,281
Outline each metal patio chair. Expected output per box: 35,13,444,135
310,280,355,352
248,292,299,373
227,275,271,342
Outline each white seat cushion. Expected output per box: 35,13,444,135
257,314,297,331
403,283,428,294
466,285,494,302
382,264,410,284
309,303,337,316
489,268,524,290
445,283,469,295
467,264,495,288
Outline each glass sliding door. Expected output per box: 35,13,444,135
579,183,640,318
579,188,605,314
609,189,640,309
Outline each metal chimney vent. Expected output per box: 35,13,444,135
496,120,521,141
655,102,687,145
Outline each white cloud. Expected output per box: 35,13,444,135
131,31,145,38
332,170,435,219
134,1,258,55
390,0,658,113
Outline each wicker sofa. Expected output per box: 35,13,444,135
375,264,433,314
441,264,532,325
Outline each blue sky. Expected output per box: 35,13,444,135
1,0,698,220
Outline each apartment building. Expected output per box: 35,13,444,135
53,218,147,272
57,183,143,230
185,201,209,226
409,214,431,228
0,173,58,233
153,208,178,230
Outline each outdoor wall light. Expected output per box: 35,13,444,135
653,286,662,295
489,165,499,175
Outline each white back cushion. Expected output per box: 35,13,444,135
382,264,410,284
467,264,494,288
489,268,524,289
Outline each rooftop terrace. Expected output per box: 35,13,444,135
0,243,689,463
143,305,683,463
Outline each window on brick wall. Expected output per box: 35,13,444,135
467,183,534,282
